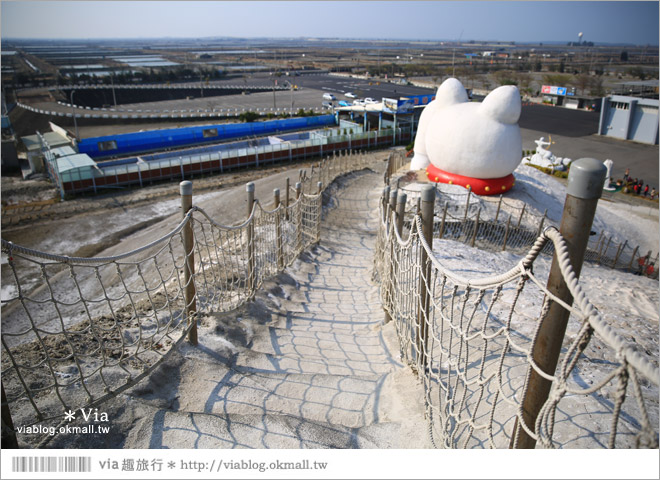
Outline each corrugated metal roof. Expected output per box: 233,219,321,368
54,153,96,173
21,131,71,151
51,146,77,158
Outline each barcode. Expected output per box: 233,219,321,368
12,456,91,473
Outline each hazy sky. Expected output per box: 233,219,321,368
1,1,658,45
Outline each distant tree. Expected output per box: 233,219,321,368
239,111,260,122
626,67,647,80
494,69,517,86
516,72,532,91
573,74,592,95
590,77,606,97
543,74,571,86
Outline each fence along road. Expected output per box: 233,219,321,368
1,151,429,448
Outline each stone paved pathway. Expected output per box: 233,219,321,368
39,167,429,449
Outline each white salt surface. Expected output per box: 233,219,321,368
426,162,659,335
423,164,658,448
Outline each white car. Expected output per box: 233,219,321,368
345,92,357,98
364,97,378,104
322,93,337,101
353,99,366,106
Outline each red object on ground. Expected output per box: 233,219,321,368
424,163,516,195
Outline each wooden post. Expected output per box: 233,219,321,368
285,177,290,221
417,185,435,374
388,189,397,230
613,240,627,269
246,181,255,218
295,181,303,252
438,201,448,240
274,188,283,270
1,383,18,448
180,181,197,345
511,158,607,449
494,194,503,224
395,191,407,238
502,214,512,252
382,186,391,223
600,236,612,265
471,207,481,248
517,203,526,228
462,187,472,223
628,245,639,272
246,182,256,297
535,209,548,239
316,182,323,243
385,192,408,325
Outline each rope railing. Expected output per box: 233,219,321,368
1,149,375,442
374,192,659,449
385,161,656,278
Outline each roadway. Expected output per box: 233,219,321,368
16,73,658,187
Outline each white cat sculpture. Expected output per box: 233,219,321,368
411,78,522,195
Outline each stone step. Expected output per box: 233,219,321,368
180,323,399,376
129,356,387,429
124,408,423,449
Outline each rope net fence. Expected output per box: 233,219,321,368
374,191,659,448
385,151,658,278
1,149,372,434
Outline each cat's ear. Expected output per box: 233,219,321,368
434,78,469,108
480,86,521,124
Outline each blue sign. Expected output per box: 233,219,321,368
383,98,416,114
556,87,567,96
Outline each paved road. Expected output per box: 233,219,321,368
520,104,600,137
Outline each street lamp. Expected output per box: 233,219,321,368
70,89,79,143
290,84,294,116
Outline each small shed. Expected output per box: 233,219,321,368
53,153,98,183
21,131,71,152
20,131,72,174
599,95,659,145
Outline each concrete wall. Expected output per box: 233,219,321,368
599,95,659,145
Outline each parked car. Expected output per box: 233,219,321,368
323,93,337,101
364,97,378,104
353,99,366,106
345,92,357,98
322,101,333,109
338,100,351,107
